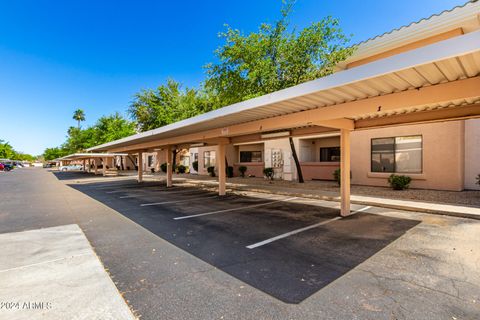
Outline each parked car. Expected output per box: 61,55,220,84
0,163,4,171
58,164,83,172
0,163,13,171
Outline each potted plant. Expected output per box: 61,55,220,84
207,166,216,177
263,167,274,180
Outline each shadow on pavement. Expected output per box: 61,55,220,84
67,173,421,304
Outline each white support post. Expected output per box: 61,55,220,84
138,152,143,183
103,158,107,176
340,129,351,216
218,143,226,196
166,146,173,187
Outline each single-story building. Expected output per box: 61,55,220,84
85,1,480,216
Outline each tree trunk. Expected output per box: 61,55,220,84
289,137,304,183
128,155,138,171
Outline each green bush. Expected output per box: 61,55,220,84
238,166,247,177
388,174,412,190
263,167,274,180
177,165,187,174
160,163,176,173
333,169,341,186
226,166,234,178
160,163,167,173
192,161,198,172
207,166,216,177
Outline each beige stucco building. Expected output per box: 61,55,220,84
188,1,480,191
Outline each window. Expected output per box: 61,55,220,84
240,151,262,163
371,136,422,173
203,151,216,168
147,155,153,167
320,147,340,162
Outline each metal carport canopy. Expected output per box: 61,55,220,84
86,30,480,217
87,30,480,153
58,153,128,161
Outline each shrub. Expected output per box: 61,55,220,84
226,166,234,178
192,161,198,172
207,166,216,177
333,169,341,186
160,163,176,173
263,167,274,180
388,174,412,190
476,174,480,186
160,163,167,173
238,166,247,177
177,165,187,174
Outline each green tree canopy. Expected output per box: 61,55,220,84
0,139,36,161
44,112,136,158
204,1,354,106
128,79,214,132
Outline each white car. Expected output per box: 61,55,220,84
58,164,83,172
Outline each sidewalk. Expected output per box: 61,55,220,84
147,174,480,220
0,225,136,320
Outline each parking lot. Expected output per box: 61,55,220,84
1,169,480,319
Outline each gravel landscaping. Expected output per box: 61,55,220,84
167,174,480,208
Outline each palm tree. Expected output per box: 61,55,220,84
73,109,86,129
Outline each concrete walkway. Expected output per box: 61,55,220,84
0,224,135,320
148,175,480,220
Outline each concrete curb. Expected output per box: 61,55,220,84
176,179,480,221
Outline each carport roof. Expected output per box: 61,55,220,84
58,153,128,161
87,30,480,152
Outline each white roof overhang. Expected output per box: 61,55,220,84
88,30,480,152
58,153,128,161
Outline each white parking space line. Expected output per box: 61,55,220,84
174,197,298,220
140,195,218,207
119,189,206,199
105,186,178,194
246,206,372,249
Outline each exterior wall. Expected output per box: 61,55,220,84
298,136,340,180
465,119,480,190
350,121,465,191
234,143,265,177
264,138,297,181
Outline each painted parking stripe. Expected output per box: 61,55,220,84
119,189,207,199
140,195,219,207
106,186,179,194
174,197,298,220
246,206,372,249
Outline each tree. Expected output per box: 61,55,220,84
128,79,213,132
204,0,355,107
0,140,17,159
73,109,86,129
49,112,136,156
43,147,68,161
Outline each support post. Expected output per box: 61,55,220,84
166,146,173,187
83,159,86,172
94,159,99,175
218,143,226,196
138,152,143,183
340,129,351,216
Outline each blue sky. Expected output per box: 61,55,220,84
0,0,467,155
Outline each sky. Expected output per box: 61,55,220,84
0,0,468,155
